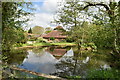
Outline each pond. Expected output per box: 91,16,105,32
2,46,120,79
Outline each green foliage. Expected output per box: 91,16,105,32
28,28,32,33
60,39,66,43
64,76,81,79
2,27,17,50
2,27,27,50
2,49,27,64
88,43,97,49
45,31,51,34
88,24,115,48
65,22,89,45
29,38,37,41
54,0,83,29
50,37,55,40
87,1,120,52
32,26,44,35
66,22,115,49
81,43,97,49
27,34,38,41
45,27,52,34
55,1,120,53
2,2,33,51
87,69,120,78
36,37,48,43
14,43,23,47
2,2,33,31
26,44,33,46
66,37,75,42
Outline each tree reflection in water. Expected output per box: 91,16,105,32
51,48,89,78
51,47,111,78
2,46,113,78
2,49,28,78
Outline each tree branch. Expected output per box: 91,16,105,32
83,2,110,11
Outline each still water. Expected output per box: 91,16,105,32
3,46,113,78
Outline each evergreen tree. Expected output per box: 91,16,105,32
28,28,32,33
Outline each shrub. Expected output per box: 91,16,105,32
14,43,23,47
60,39,66,42
66,37,74,42
36,37,48,43
50,37,55,40
87,69,120,78
88,43,97,49
27,44,33,46
29,38,36,41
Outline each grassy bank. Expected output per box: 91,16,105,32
24,42,76,46
16,42,76,49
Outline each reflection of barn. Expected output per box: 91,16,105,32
46,47,67,59
42,26,67,41
19,47,74,74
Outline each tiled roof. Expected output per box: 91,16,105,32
42,30,66,38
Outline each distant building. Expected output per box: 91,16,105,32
27,33,41,39
42,26,67,41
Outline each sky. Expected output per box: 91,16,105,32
25,0,65,30
24,0,119,30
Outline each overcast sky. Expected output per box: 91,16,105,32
24,0,119,30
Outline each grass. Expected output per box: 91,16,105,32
33,43,52,46
51,42,76,46
19,42,76,48
87,69,120,78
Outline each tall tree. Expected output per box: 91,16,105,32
28,28,32,33
83,1,120,53
55,0,85,47
55,0,120,53
2,2,33,51
0,1,2,52
55,0,83,30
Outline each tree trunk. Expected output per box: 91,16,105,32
114,28,120,54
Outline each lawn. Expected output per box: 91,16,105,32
19,42,76,49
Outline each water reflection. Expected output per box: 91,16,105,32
2,50,28,78
2,50,27,65
46,46,67,60
18,47,69,74
19,50,57,74
2,46,120,78
51,47,111,78
17,46,110,78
